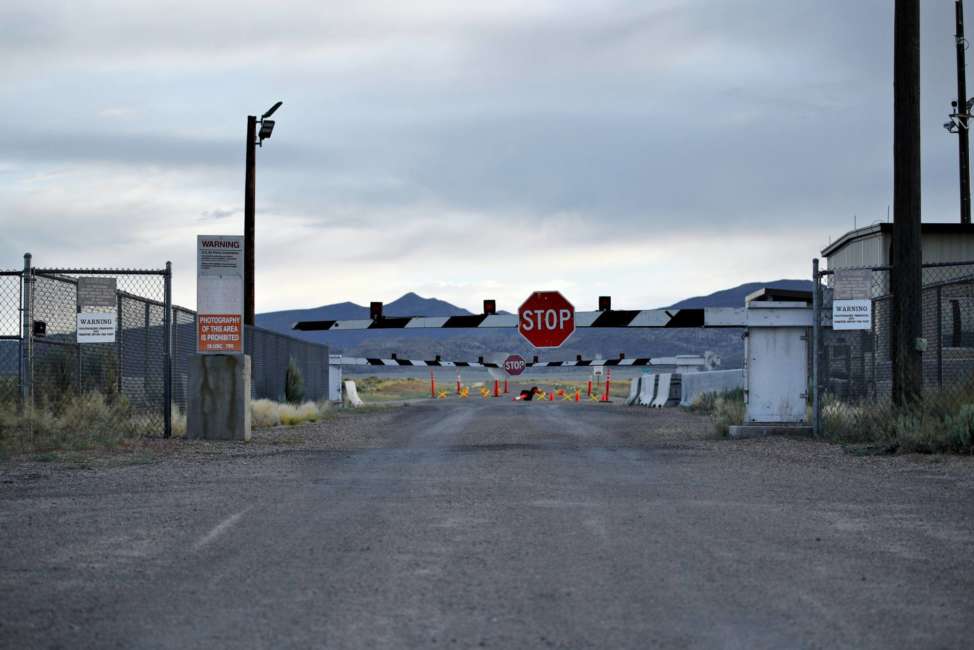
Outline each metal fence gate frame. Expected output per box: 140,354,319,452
1,254,173,439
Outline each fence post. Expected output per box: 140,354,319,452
936,285,943,389
163,262,172,438
117,293,124,396
20,253,32,415
812,258,821,436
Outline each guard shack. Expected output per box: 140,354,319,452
731,288,814,437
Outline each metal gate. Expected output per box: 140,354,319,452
0,254,173,443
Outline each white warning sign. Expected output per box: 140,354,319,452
833,299,872,331
77,312,117,343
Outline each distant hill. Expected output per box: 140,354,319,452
256,280,813,366
668,279,813,309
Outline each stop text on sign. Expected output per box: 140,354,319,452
518,291,575,349
520,309,573,332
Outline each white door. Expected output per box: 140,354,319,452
746,328,807,423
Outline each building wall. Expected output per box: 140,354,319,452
923,233,974,264
825,232,886,270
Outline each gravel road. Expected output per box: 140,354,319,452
1,401,973,649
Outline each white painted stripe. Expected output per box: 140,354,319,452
481,315,518,328
629,310,673,327
406,316,450,329
332,319,374,330
574,312,598,327
193,508,250,551
619,358,636,366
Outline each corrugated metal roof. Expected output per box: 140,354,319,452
821,223,974,257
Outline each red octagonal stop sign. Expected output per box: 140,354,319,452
518,291,575,349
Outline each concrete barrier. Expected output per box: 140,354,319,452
625,376,642,405
343,380,364,408
637,373,657,406
651,374,672,408
679,369,745,407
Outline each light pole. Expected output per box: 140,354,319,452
244,100,283,326
945,0,972,224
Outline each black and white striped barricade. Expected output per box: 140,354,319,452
292,308,748,332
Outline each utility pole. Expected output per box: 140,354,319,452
244,115,257,326
955,0,972,224
892,0,924,406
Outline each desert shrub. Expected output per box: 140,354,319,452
687,391,718,413
285,357,305,404
711,390,746,436
251,398,282,428
685,388,746,435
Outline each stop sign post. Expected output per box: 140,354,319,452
518,291,575,348
503,354,527,376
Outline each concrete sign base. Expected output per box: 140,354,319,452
188,354,252,441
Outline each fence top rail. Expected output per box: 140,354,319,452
34,267,168,276
817,259,974,277
0,270,22,276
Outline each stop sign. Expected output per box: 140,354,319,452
518,291,575,348
503,354,527,376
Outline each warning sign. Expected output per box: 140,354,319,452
833,299,872,331
198,314,243,352
197,235,244,353
77,312,116,344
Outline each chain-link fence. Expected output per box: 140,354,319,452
7,257,174,441
813,260,974,433
1,255,331,448
0,270,23,409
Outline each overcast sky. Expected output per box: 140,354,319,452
0,1,966,312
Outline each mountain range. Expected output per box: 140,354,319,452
255,280,813,367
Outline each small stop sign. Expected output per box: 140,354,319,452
503,354,527,376
518,291,575,348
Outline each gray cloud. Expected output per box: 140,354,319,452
0,0,969,310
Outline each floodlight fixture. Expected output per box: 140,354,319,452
258,119,275,143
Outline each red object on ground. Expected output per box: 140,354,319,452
548,391,554,402
493,379,499,397
504,379,509,393
601,368,612,402
518,291,575,349
575,389,580,402
587,380,592,397
456,370,461,395
430,370,436,398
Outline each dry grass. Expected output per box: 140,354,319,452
685,389,746,436
0,392,162,457
823,385,974,454
251,399,332,429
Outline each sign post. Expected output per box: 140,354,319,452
197,235,244,353
189,235,251,442
518,291,575,348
